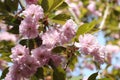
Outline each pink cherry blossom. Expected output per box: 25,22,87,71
94,11,102,16
75,34,106,64
77,34,98,55
87,1,96,12
60,19,77,44
93,46,105,64
111,33,120,39
41,29,60,48
0,22,8,31
105,44,120,63
25,0,38,5
106,44,120,54
6,55,39,79
22,4,44,21
78,1,83,8
87,1,102,16
19,56,39,78
83,62,95,70
82,77,88,80
5,63,22,80
114,64,120,69
0,31,17,42
0,59,7,70
10,44,29,62
41,19,77,47
31,46,51,66
50,55,62,67
19,17,39,39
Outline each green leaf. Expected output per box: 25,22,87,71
51,19,67,24
40,0,64,13
56,2,68,9
93,61,100,70
76,20,98,36
19,37,42,49
53,67,66,80
49,0,64,12
38,0,42,4
0,53,11,62
8,26,19,34
6,16,21,34
47,0,54,10
50,13,70,24
0,67,9,79
0,0,18,13
50,59,66,80
41,0,49,12
69,55,78,71
34,67,44,79
88,72,98,80
4,0,19,12
40,0,54,13
52,46,66,53
52,14,70,21
19,39,34,50
30,75,38,80
34,37,42,47
74,19,101,41
0,41,14,62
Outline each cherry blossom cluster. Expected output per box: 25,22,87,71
19,4,44,39
5,44,39,80
5,4,78,79
75,34,106,64
5,2,107,80
5,4,44,79
0,31,17,42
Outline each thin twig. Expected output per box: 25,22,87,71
19,0,25,9
99,6,109,30
15,9,24,17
